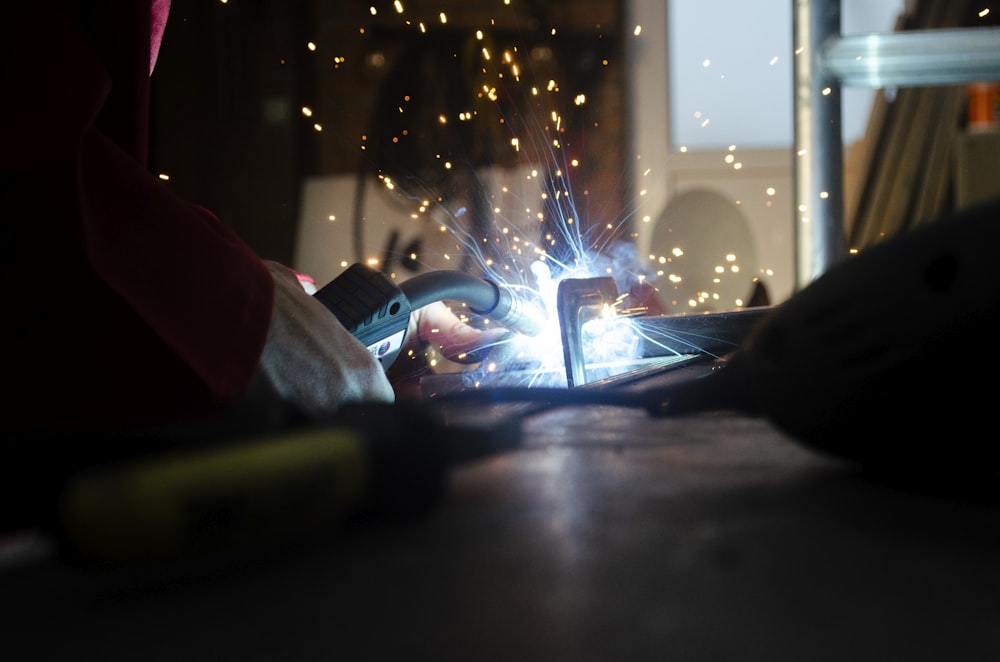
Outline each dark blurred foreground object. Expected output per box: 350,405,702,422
1,402,518,566
653,194,1000,477
719,194,1000,476
3,3,276,436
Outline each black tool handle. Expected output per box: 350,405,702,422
313,263,412,370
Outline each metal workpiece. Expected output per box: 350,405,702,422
556,277,621,388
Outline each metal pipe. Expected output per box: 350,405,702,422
823,27,1000,89
793,0,845,289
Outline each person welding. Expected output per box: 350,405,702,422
1,1,507,438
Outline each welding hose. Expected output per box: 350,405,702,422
400,271,547,337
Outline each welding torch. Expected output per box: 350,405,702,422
313,263,548,370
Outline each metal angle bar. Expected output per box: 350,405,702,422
822,27,1000,89
556,277,619,388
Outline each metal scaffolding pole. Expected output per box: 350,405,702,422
793,0,845,289
824,26,1000,88
793,0,1000,290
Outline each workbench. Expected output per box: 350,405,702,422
2,367,998,661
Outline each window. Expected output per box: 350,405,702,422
668,0,907,150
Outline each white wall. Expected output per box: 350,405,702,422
626,0,906,309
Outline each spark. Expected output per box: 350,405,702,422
314,6,749,389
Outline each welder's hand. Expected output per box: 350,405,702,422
248,261,395,417
406,300,511,364
387,300,511,401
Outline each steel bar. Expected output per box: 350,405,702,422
793,0,846,289
822,26,1000,89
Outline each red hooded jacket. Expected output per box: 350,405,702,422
1,1,273,434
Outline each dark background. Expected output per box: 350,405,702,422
150,0,628,268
